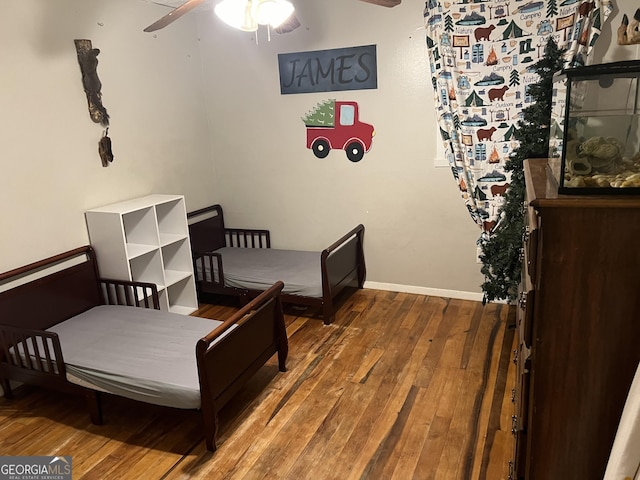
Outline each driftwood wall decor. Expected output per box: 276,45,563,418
74,39,113,166
74,39,109,126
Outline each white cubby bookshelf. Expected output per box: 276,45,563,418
85,194,198,315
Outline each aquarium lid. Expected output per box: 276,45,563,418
553,60,640,82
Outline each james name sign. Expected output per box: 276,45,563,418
278,44,377,95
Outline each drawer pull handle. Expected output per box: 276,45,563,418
511,415,518,435
513,348,518,365
519,292,527,310
511,388,516,403
522,225,530,243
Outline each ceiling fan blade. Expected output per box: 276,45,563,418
143,0,206,32
358,0,401,6
275,13,301,34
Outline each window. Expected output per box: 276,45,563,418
340,105,355,126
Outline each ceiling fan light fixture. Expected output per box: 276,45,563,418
214,0,258,31
256,0,295,28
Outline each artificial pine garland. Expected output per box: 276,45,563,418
480,38,566,303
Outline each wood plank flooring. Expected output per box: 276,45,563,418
0,288,516,479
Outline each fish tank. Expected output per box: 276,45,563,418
548,60,640,194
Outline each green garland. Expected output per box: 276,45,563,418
480,38,566,303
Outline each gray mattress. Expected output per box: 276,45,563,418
196,247,323,298
45,305,227,409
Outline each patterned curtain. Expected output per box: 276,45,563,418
424,0,613,231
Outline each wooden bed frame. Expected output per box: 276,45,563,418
0,246,288,452
187,205,366,325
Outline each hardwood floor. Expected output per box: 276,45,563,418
0,288,516,479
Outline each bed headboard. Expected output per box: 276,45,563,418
0,246,103,331
187,204,227,255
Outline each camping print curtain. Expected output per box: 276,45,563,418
424,0,612,231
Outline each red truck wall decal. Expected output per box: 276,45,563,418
302,100,375,162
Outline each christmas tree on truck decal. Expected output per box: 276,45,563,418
302,100,375,162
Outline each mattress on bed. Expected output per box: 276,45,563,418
40,305,227,410
195,247,323,298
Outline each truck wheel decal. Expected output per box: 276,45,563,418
312,139,331,158
346,141,364,162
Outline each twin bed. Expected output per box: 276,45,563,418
187,205,366,325
0,246,288,452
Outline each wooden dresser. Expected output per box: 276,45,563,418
510,158,640,479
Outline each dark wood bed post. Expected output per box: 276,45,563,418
321,296,334,326
0,378,12,399
85,390,103,425
199,394,220,452
357,226,366,289
275,294,288,372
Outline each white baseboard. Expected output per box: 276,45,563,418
364,281,484,302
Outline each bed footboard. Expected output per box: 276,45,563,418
320,224,366,324
196,281,287,452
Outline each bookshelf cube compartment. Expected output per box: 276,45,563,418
156,199,188,236
123,207,159,246
167,276,198,314
162,238,193,274
129,249,165,288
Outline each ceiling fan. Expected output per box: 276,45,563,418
143,0,401,33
